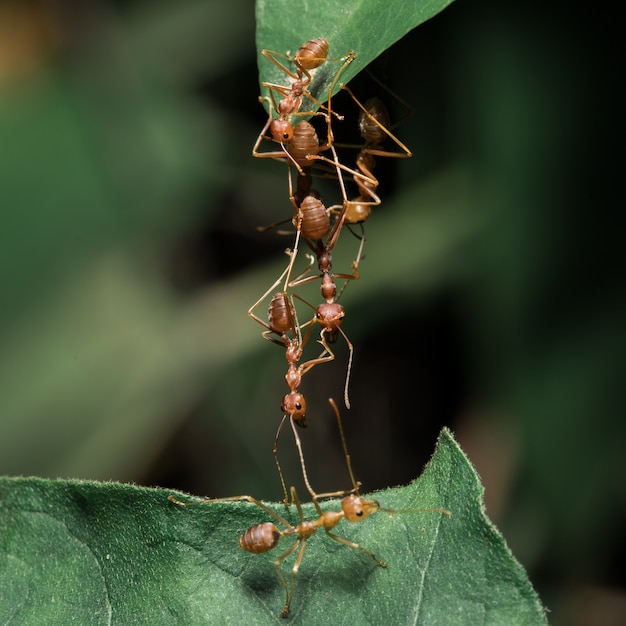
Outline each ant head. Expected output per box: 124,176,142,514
270,119,293,143
269,293,297,336
316,302,344,330
281,392,307,427
341,494,381,522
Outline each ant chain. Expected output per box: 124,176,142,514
286,220,366,411
249,134,365,428
254,83,413,418
256,145,367,415
166,39,445,622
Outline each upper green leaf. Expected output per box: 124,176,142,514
0,429,546,624
255,0,457,105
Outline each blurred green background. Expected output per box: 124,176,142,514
0,1,623,624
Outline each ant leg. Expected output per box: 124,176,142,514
278,487,309,618
299,331,335,375
280,221,303,293
289,252,316,285
336,224,365,300
247,256,294,339
335,326,354,410
323,529,387,568
319,145,351,251
340,83,412,157
168,494,293,529
261,48,300,81
288,257,321,290
274,537,305,618
273,415,291,506
328,398,359,494
322,50,356,145
289,415,318,501
305,153,378,197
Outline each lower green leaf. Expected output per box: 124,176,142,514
0,429,546,624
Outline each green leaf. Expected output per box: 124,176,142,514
0,429,545,624
255,0,457,103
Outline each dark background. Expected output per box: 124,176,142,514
0,1,623,624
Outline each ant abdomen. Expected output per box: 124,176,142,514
300,195,330,241
287,121,320,169
239,522,281,554
295,38,329,72
268,292,296,336
359,97,391,144
344,200,372,224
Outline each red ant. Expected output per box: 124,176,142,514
260,38,333,144
324,82,413,224
252,39,355,174
169,399,450,618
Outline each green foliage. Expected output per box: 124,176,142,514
0,0,619,622
256,0,456,103
0,430,546,624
